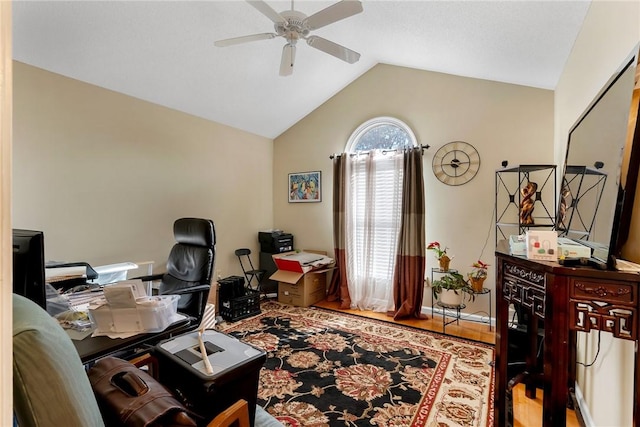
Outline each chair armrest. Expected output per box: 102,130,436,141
206,399,249,427
160,283,211,296
158,282,212,325
131,273,164,282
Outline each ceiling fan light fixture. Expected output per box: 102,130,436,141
280,44,296,76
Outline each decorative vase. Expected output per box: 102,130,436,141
439,289,463,306
438,255,451,272
470,277,486,293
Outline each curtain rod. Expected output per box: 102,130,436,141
329,144,430,159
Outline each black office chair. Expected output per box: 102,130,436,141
234,248,264,292
138,218,216,327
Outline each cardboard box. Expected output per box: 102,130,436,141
271,250,334,307
276,270,328,307
557,237,592,259
526,230,558,261
509,235,527,256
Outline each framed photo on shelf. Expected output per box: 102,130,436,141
288,171,321,203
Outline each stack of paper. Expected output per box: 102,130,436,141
273,251,334,274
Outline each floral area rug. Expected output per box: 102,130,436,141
216,301,494,427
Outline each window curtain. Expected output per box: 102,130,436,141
346,151,403,311
389,148,427,320
327,155,352,308
329,148,425,315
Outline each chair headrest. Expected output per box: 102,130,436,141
174,218,216,248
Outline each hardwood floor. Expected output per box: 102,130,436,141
313,299,578,427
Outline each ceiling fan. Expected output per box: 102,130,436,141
214,0,363,76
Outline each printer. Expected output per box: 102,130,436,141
258,230,294,254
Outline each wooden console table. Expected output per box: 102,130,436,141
494,244,640,426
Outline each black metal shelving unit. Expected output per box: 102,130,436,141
495,164,557,243
556,165,607,240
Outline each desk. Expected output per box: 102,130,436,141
72,317,193,364
494,244,640,426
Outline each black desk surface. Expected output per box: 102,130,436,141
73,317,193,364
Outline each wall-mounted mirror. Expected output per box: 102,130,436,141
557,44,640,269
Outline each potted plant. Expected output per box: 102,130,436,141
427,241,451,271
468,260,490,292
431,271,475,306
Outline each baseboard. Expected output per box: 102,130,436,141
423,305,495,327
574,383,595,427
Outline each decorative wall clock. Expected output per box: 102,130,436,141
431,141,480,186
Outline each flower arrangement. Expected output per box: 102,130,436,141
468,260,490,280
427,241,448,260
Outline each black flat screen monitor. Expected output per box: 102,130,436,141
13,229,46,309
556,44,640,269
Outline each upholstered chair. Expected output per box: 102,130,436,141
13,294,283,427
13,293,105,426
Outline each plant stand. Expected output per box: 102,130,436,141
429,266,494,332
434,289,493,333
436,301,466,330
430,267,458,316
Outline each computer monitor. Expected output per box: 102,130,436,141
13,229,46,309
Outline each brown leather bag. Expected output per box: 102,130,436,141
88,356,199,427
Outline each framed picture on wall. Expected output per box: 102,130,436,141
288,171,321,203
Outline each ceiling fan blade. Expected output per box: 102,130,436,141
214,33,277,47
280,44,295,76
304,0,363,30
246,0,287,25
306,36,360,64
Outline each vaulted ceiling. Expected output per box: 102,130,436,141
12,1,591,139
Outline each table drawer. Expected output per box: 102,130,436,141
571,278,636,306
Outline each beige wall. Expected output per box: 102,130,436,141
12,62,274,280
1,2,11,425
554,1,640,425
273,63,554,314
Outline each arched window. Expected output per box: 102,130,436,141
346,117,417,152
342,117,417,311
